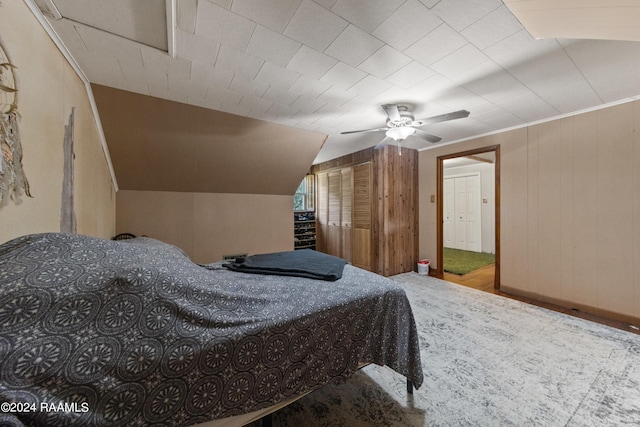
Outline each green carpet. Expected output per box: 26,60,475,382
443,247,495,275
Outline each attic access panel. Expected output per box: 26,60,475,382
36,0,169,52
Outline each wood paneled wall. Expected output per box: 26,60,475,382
313,145,418,276
312,148,375,173
372,146,419,276
419,100,640,324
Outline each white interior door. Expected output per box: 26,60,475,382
444,174,482,252
444,178,455,248
465,174,482,252
454,177,468,250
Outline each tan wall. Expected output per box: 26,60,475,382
92,85,326,196
420,100,640,320
116,190,294,263
0,1,116,244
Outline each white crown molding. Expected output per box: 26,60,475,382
166,0,177,58
419,95,640,152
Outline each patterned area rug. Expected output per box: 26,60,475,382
269,273,640,426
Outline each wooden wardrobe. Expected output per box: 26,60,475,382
312,145,418,277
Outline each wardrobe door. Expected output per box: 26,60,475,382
327,170,342,257
341,167,353,262
352,163,371,270
316,172,328,253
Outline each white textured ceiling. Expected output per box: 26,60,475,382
37,0,640,163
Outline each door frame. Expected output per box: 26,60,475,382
436,145,501,289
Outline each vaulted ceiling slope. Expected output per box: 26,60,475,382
92,84,326,194
36,0,640,165
504,0,640,42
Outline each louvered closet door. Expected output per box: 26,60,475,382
316,173,328,253
341,168,353,262
352,163,372,270
327,171,342,257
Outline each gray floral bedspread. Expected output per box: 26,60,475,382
0,233,423,426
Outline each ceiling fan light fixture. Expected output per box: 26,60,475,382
386,126,415,141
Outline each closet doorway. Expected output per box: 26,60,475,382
437,146,500,290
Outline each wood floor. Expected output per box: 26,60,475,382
443,264,496,292
442,264,640,336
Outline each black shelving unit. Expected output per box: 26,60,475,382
294,212,316,250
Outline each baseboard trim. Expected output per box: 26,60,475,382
500,285,640,333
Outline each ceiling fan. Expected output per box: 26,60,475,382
341,104,470,153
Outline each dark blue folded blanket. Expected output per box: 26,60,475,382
223,249,348,281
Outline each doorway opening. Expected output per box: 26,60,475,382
437,146,500,291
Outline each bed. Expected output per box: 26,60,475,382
0,233,423,426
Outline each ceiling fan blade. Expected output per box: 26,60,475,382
382,104,401,121
412,109,470,127
340,127,389,135
415,129,442,143
374,136,394,150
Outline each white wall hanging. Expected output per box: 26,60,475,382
0,40,31,207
